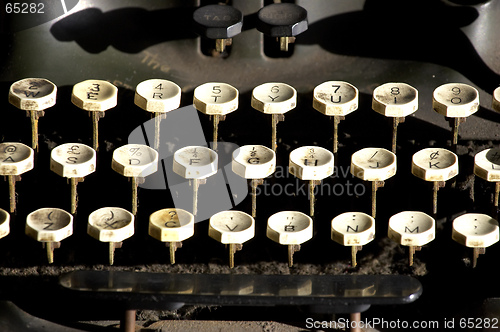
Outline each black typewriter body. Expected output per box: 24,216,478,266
1,0,500,331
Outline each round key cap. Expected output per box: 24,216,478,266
351,147,396,181
411,148,458,182
372,82,418,117
251,82,297,114
0,208,10,240
331,212,375,246
149,208,195,243
257,3,308,38
88,207,134,242
112,144,158,178
0,143,34,176
193,5,243,39
173,146,218,179
209,210,255,244
71,80,118,112
134,79,181,114
26,207,73,263
492,87,500,112
452,213,499,267
193,82,238,116
267,211,313,245
388,211,435,246
313,81,359,116
9,78,57,111
433,83,479,118
474,148,500,181
289,146,334,180
232,145,276,179
50,143,96,178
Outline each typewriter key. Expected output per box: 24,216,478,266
112,144,158,215
209,210,255,268
149,208,194,264
331,212,375,267
350,147,396,218
474,148,500,207
8,78,57,151
0,208,9,240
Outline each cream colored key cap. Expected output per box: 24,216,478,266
351,147,396,218
252,82,297,152
267,211,313,267
0,143,34,213
492,87,500,112
372,83,418,153
135,79,182,150
388,211,435,266
135,79,181,114
25,208,73,264
433,83,479,145
289,146,334,216
112,144,159,215
88,207,134,265
232,145,276,218
194,82,238,151
71,79,118,151
50,143,96,214
474,148,500,206
0,208,10,240
209,210,255,268
412,148,458,214
452,213,499,268
149,208,194,264
9,78,57,150
313,81,359,154
331,212,375,267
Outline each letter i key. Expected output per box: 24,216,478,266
112,144,158,215
313,81,359,154
411,148,458,214
0,143,34,213
173,146,218,216
71,80,118,151
8,78,57,151
50,143,96,214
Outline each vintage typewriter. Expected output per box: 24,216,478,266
1,0,500,331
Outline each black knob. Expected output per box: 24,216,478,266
257,3,308,38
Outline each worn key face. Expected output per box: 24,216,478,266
209,210,255,244
0,208,10,240
251,83,297,114
193,82,238,115
149,208,195,243
313,81,359,116
372,82,418,117
135,79,181,114
71,80,118,112
267,211,312,245
9,78,57,111
351,147,396,181
232,145,276,179
433,83,479,118
289,146,334,180
388,211,435,246
88,207,134,243
331,212,375,246
112,144,158,178
26,208,73,242
0,143,34,176
411,148,458,182
50,143,96,178
173,146,218,179
474,148,500,181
